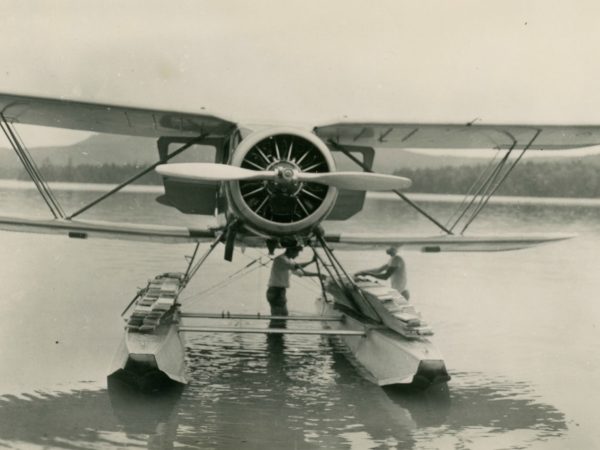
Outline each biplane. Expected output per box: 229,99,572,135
0,92,595,391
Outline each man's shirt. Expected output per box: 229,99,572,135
268,254,299,288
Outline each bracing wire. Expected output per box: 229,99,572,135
444,148,502,230
0,116,65,218
449,144,515,232
11,123,66,218
460,146,530,234
454,130,540,234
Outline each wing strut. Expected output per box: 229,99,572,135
451,129,540,234
444,147,505,230
0,114,65,218
328,141,453,235
183,230,224,285
311,230,383,322
66,133,210,219
448,140,518,231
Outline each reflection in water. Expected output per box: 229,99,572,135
0,384,184,449
0,389,122,449
107,379,183,450
444,373,565,435
0,346,572,448
384,383,451,429
0,340,567,450
385,374,566,445
144,333,421,449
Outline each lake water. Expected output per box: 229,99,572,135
0,182,599,449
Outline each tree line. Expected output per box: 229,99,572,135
393,159,600,198
1,159,599,198
0,161,162,185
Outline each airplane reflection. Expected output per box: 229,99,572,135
107,378,183,450
384,372,566,435
0,339,567,450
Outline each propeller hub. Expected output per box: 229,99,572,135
269,161,302,196
280,167,295,181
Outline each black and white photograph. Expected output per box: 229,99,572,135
0,1,598,449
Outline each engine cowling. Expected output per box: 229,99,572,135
226,128,338,237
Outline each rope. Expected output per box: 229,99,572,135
180,250,271,305
180,249,321,307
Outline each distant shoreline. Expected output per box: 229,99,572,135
371,192,600,207
0,179,163,193
2,179,599,207
3,156,600,198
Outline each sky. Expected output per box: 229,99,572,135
2,0,600,148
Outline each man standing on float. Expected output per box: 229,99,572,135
267,246,321,327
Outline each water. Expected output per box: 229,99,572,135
0,182,599,449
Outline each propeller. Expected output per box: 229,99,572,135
156,163,276,182
156,163,412,191
295,171,411,191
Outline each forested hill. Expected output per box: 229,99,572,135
1,156,599,198
393,157,600,198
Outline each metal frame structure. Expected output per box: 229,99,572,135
0,115,540,337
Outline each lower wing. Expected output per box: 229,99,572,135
0,216,574,251
322,232,575,252
0,216,216,244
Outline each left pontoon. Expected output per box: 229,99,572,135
108,273,187,391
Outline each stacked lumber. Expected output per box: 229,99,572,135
126,272,185,332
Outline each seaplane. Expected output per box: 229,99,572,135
0,92,597,391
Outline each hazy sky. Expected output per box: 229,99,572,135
2,1,600,146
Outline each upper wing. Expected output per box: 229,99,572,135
315,122,600,150
4,92,598,150
0,92,236,138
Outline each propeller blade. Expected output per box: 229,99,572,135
156,163,275,182
156,163,411,191
297,172,412,191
